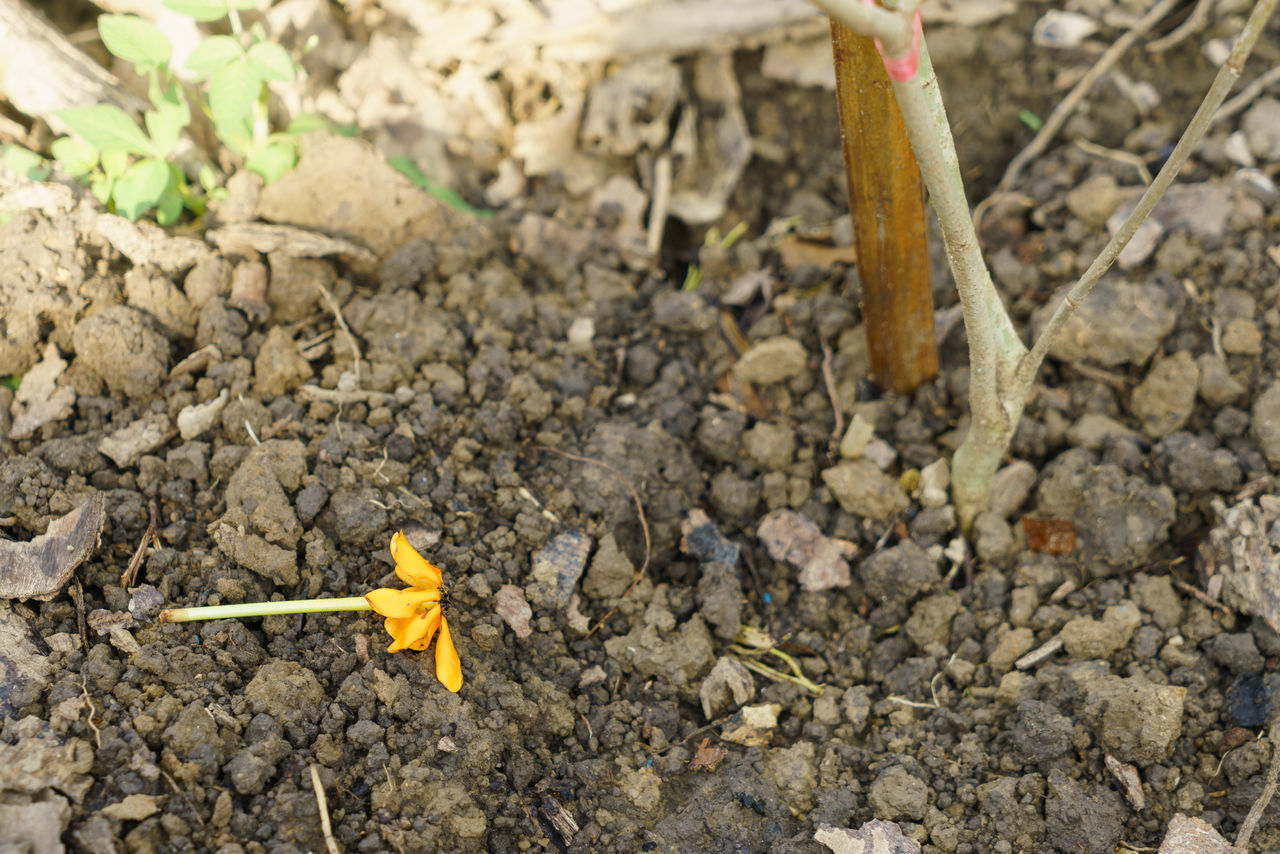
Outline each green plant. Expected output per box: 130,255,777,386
389,156,494,219
51,0,304,224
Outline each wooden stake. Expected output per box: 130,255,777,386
830,18,937,395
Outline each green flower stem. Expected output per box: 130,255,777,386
159,596,372,623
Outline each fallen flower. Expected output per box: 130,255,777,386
365,531,463,692
157,530,464,693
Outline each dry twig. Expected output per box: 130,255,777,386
121,499,158,587
819,338,844,440
310,764,341,854
1147,0,1215,52
316,281,363,384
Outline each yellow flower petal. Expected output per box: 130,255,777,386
385,606,440,652
365,587,440,618
435,617,462,692
390,531,443,589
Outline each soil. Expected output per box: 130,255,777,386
4,2,1280,853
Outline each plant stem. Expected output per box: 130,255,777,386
159,596,372,623
806,0,911,54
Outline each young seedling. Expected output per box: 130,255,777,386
50,0,305,223
807,0,1278,530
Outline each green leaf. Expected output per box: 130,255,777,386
286,113,329,134
51,137,99,177
90,173,114,205
184,35,243,79
144,98,188,158
197,163,220,194
98,14,171,72
2,145,50,180
56,105,155,156
101,150,130,179
1018,109,1043,132
162,0,229,22
155,178,185,225
388,156,493,219
208,58,259,131
244,139,297,183
246,42,295,82
212,112,253,156
227,0,257,9
0,376,20,391
112,157,170,219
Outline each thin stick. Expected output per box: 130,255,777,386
1237,720,1280,848
998,0,1182,192
316,281,362,384
526,445,651,638
820,339,844,440
80,671,101,749
1020,0,1279,388
1147,0,1214,52
121,499,158,587
309,764,341,854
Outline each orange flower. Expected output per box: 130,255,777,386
365,531,463,692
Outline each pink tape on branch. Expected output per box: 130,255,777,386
860,0,923,83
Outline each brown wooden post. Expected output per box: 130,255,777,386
830,18,938,395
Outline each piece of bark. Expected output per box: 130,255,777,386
0,493,105,600
0,0,145,129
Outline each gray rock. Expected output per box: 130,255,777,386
822,459,909,522
1202,632,1264,674
903,593,959,648
1060,601,1142,660
743,421,795,471
709,469,760,520
1045,769,1125,854
1222,318,1263,355
1131,351,1198,438
1250,382,1280,468
1064,413,1142,451
699,656,755,719
582,533,634,599
1082,675,1185,764
988,460,1036,519
166,442,210,485
841,685,873,733
1242,97,1280,160
1192,353,1244,407
1065,174,1120,226
1035,449,1175,576
253,326,312,396
868,766,929,822
528,530,591,608
972,512,1015,562
860,541,938,606
765,741,818,812
320,487,388,545
732,336,808,385
1011,700,1072,762
1033,277,1176,367
1152,432,1241,493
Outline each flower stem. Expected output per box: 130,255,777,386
159,596,372,623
